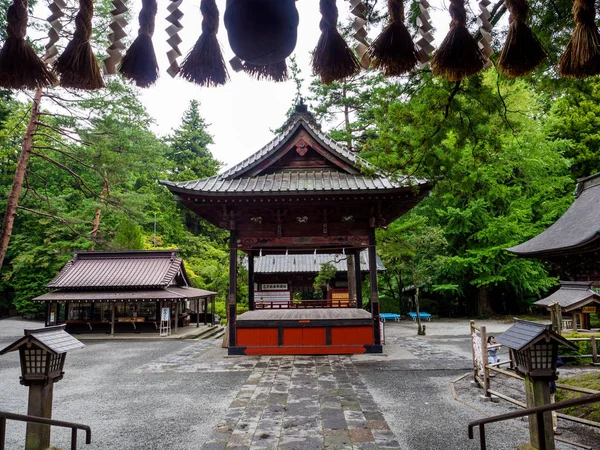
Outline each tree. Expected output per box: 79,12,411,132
165,100,221,181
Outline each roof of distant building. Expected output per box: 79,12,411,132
534,281,600,312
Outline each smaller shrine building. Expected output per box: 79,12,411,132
33,250,217,335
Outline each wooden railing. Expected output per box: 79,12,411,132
468,393,600,450
0,411,91,450
254,299,353,309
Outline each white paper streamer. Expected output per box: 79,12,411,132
165,0,184,77
478,0,493,69
43,0,66,63
416,0,434,66
102,0,128,75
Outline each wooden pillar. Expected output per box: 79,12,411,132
346,254,356,307
572,312,577,331
196,298,200,328
25,383,54,450
174,301,179,334
212,296,216,326
248,250,255,311
110,303,115,337
228,229,238,347
354,250,363,309
368,228,381,346
524,376,555,450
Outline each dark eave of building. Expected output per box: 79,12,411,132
507,173,600,257
534,281,600,312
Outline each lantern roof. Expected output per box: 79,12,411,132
507,173,600,258
0,325,84,356
496,319,577,351
534,281,600,312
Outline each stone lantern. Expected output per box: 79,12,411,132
0,325,84,450
496,319,577,450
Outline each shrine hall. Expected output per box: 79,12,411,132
161,105,432,355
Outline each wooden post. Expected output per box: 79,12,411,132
248,250,255,311
25,382,54,450
196,298,200,328
110,303,115,337
212,296,216,327
368,228,381,346
347,253,356,306
524,376,555,450
228,229,238,347
481,326,489,396
174,301,179,335
550,302,562,334
354,250,362,309
591,335,598,365
470,320,477,382
572,312,577,331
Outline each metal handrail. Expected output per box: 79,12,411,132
468,393,600,450
0,411,91,450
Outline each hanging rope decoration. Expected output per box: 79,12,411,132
102,0,128,75
558,0,600,78
119,0,159,87
415,0,434,65
54,0,104,89
43,0,66,64
165,0,184,77
498,0,545,77
369,0,418,76
312,0,360,84
0,0,57,89
431,0,486,81
180,0,228,86
224,0,298,83
349,0,370,69
478,0,493,69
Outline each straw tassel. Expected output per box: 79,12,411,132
120,0,159,87
54,0,104,89
369,0,418,76
179,0,229,86
242,61,288,82
0,0,57,89
431,0,486,81
498,0,545,77
312,0,360,84
558,0,600,78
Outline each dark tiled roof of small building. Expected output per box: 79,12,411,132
33,286,216,302
243,250,385,273
508,173,600,256
534,281,600,311
496,319,576,351
219,112,377,180
47,250,187,290
162,171,424,195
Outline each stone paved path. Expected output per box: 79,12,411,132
200,356,401,450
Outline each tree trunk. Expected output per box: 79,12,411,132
0,88,43,271
89,173,109,250
415,286,425,335
477,286,494,316
342,85,353,152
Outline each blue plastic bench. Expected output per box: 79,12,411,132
408,312,431,321
380,313,401,322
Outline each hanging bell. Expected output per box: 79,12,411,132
224,0,299,66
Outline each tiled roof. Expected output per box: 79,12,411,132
243,250,385,273
0,325,84,355
219,112,377,180
496,319,576,351
508,173,600,256
33,287,217,302
47,250,186,290
534,281,600,311
162,171,424,195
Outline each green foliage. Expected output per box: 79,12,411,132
313,262,337,298
113,218,145,250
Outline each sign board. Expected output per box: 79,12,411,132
49,312,55,324
161,307,170,321
582,306,597,313
262,283,288,291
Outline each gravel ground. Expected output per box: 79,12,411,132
0,317,598,450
